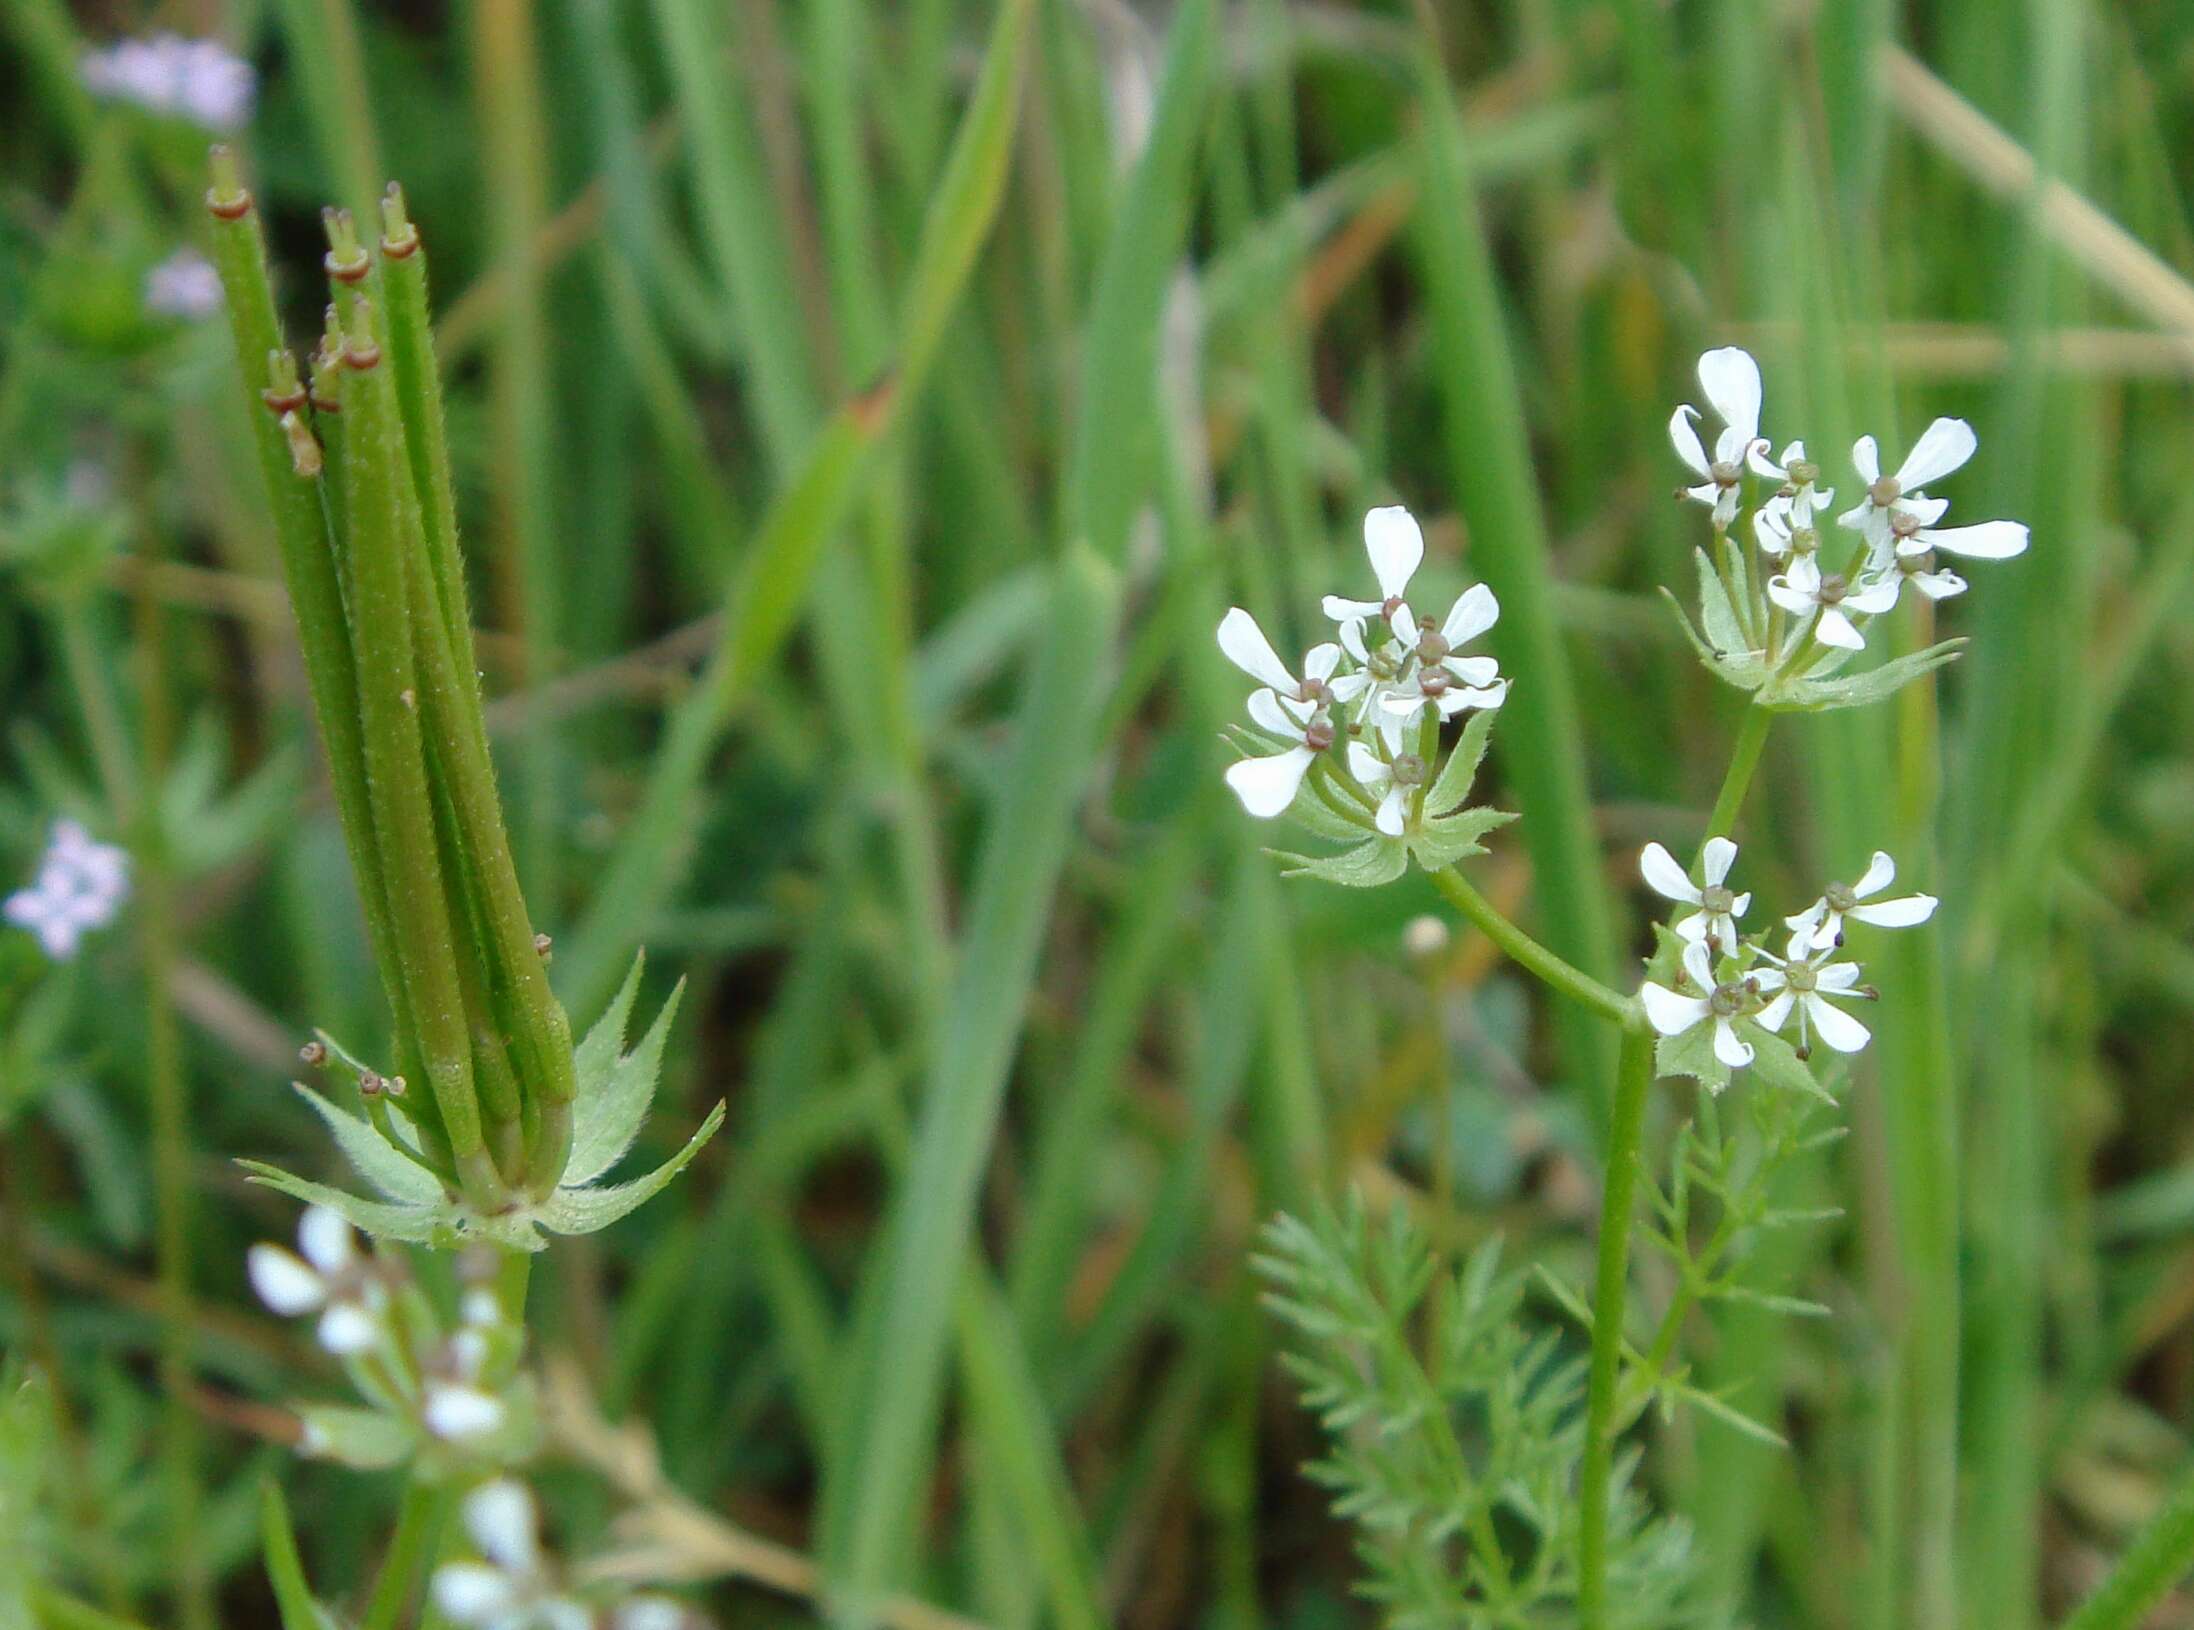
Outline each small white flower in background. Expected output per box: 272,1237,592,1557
1639,938,1755,1071
80,34,256,130
1344,743,1426,837
422,1327,506,1442
1837,419,1975,551
1216,608,1365,720
433,1481,590,1630
1786,851,1938,952
1750,934,1873,1059
1402,915,1450,958
1670,346,1775,528
1765,552,1900,651
1759,440,1835,527
5,819,129,961
247,1205,386,1355
144,247,223,320
1640,838,1749,950
1375,584,1508,728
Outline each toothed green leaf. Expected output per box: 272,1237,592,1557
535,1100,726,1235
1407,805,1515,870
1652,1021,1730,1095
1271,837,1408,888
235,1162,450,1245
1761,638,1966,712
1423,706,1499,818
572,952,645,1095
291,1085,446,1205
1281,771,1376,843
564,977,685,1187
1741,1024,1837,1105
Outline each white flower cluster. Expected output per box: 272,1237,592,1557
5,819,127,961
1218,505,1507,830
1674,345,2027,658
144,247,224,320
1636,841,1937,1074
80,34,256,130
433,1479,701,1630
249,1209,517,1452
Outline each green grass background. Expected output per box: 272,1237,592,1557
3,0,2193,1626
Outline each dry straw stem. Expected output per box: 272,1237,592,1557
1879,44,2194,337
538,1360,989,1630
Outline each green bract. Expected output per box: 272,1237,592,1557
241,956,721,1250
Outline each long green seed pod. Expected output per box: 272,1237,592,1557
337,290,498,1205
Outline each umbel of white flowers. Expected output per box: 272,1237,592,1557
1217,505,1507,826
433,1478,700,1630
1637,839,1939,1077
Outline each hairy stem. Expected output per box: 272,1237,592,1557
1429,868,1642,1031
1578,1026,1655,1628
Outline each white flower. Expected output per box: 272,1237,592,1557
1785,851,1938,952
1639,938,1755,1072
1670,347,1776,528
1837,419,1975,552
1888,548,1967,602
1755,440,1835,528
432,1482,591,1630
1344,743,1426,837
246,1206,386,1355
1225,689,1336,818
80,34,256,130
1322,505,1426,632
423,1328,506,1442
1765,552,1900,651
1216,608,1366,721
144,248,223,320
1374,584,1508,729
5,820,129,961
1885,512,2029,568
1750,934,1873,1059
1640,838,1750,949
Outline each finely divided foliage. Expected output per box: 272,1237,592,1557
1232,347,2025,1622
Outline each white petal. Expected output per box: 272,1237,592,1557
1850,893,1937,929
1783,905,1826,941
1673,910,1709,943
1681,937,1716,991
462,1287,504,1327
1669,404,1710,478
317,1302,380,1355
1324,596,1383,626
1379,690,1429,717
1815,607,1864,650
1388,603,1419,647
463,1480,540,1573
1846,575,1902,615
1852,850,1896,898
1336,616,1371,662
1303,642,1341,682
247,1246,325,1316
1746,440,1786,480
1329,672,1370,703
1438,681,1508,715
539,1602,595,1630
615,1599,687,1630
431,1564,517,1626
1757,991,1795,1031
1910,569,1966,600
1224,746,1315,818
1806,995,1871,1054
1728,890,1751,920
1440,583,1499,648
1700,836,1738,886
1920,519,2027,560
1894,417,1976,489
1682,481,1721,507
1375,786,1408,837
1639,983,1710,1037
1363,506,1424,599
1697,346,1762,445
1712,1018,1755,1068
297,1206,357,1274
1850,435,1881,484
1345,742,1388,785
425,1385,506,1440
1245,689,1296,735
1900,494,1951,527
1754,507,1792,555
1216,609,1296,692
1639,842,1700,905
1765,578,1814,617
1444,654,1501,688
1815,961,1864,991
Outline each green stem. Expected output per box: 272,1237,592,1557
1702,704,1772,848
1578,1027,1655,1630
2060,1458,2194,1630
359,1480,449,1630
1428,868,1642,1032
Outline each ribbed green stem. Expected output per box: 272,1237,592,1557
1578,1026,1655,1629
1703,705,1773,848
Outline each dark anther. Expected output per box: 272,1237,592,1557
299,1039,328,1067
